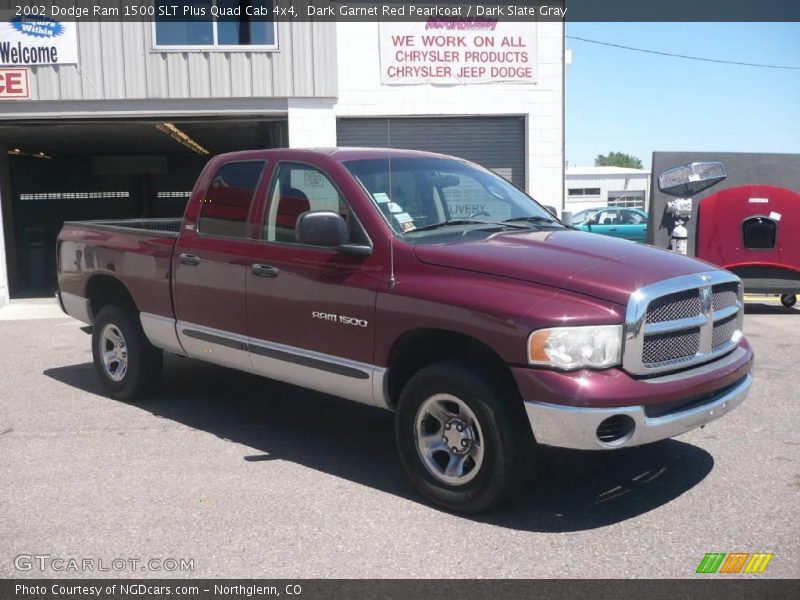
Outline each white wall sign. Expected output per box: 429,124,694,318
379,21,536,85
0,13,78,66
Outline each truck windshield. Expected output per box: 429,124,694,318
344,157,562,239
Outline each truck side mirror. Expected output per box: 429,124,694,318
296,211,372,256
658,161,727,197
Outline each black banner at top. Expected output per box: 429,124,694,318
1,0,800,22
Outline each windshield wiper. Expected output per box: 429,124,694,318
502,216,562,227
410,219,528,233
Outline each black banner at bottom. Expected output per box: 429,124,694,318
2,579,799,600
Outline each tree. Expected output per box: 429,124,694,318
594,152,643,169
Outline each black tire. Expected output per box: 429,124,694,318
92,305,163,401
395,362,534,513
780,294,797,308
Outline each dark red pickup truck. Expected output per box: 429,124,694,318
57,148,753,511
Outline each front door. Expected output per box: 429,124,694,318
245,161,383,406
173,159,268,371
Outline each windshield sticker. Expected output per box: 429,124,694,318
373,192,391,203
388,202,404,214
394,212,416,232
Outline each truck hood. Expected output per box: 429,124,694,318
412,230,715,306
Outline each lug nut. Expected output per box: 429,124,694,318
451,447,458,453
445,423,451,430
461,440,468,447
456,424,463,432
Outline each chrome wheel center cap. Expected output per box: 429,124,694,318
443,418,473,455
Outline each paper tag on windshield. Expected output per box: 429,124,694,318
373,193,391,204
388,202,404,214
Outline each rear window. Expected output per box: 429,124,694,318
198,161,265,238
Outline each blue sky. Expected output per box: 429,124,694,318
566,23,800,169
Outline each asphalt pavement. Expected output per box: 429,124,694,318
0,300,798,578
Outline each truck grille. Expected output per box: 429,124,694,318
712,315,739,350
645,290,702,323
623,272,744,376
642,327,701,364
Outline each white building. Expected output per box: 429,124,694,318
0,15,565,304
565,166,651,213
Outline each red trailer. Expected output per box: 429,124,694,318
696,184,800,306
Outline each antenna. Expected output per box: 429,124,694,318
387,120,396,290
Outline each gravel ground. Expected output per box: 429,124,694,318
0,301,798,579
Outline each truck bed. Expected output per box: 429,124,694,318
63,218,182,237
57,219,180,319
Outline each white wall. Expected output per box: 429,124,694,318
565,173,651,211
334,22,565,209
287,98,338,148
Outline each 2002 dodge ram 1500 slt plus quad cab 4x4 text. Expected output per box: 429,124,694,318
56,148,753,512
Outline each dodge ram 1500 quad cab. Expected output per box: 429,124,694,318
57,148,753,512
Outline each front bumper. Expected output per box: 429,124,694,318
524,373,751,450
513,340,753,450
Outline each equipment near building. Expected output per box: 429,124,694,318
649,152,800,307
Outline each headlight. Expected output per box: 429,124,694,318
527,325,622,370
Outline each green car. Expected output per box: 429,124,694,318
576,207,648,243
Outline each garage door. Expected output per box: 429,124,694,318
336,117,526,189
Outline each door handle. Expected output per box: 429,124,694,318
609,228,618,232
251,264,280,278
179,253,201,266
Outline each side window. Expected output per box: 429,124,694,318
594,210,616,225
622,210,646,225
265,163,349,243
198,161,264,238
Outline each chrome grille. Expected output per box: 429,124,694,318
713,315,739,349
712,283,740,312
645,289,702,323
642,328,701,364
623,272,744,376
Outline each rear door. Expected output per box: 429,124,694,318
583,208,618,236
173,159,268,371
245,160,383,406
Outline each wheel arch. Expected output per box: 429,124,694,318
85,274,139,322
384,328,521,410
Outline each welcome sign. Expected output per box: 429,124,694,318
0,13,78,66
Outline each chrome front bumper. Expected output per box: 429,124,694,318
524,373,752,450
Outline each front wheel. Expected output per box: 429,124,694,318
92,305,163,401
780,294,797,308
395,362,533,512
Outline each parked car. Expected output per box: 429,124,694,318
569,207,601,225
579,207,649,242
56,148,752,512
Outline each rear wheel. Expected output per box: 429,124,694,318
92,305,163,401
780,294,797,308
395,362,533,512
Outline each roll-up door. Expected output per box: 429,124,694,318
336,116,525,189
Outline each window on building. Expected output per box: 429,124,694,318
607,190,646,208
198,161,265,238
154,0,277,49
567,188,601,197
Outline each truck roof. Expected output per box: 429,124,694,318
213,147,455,162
